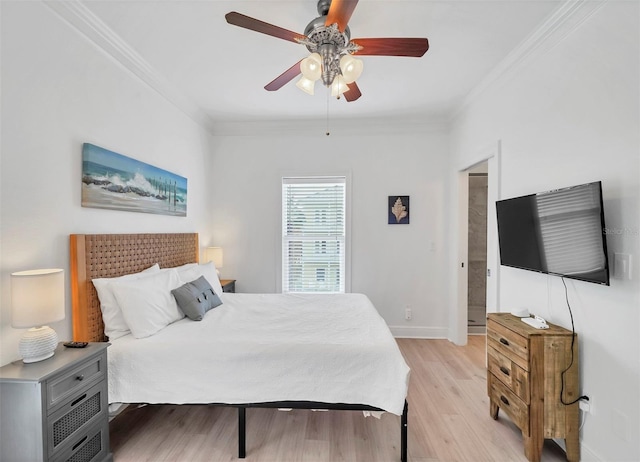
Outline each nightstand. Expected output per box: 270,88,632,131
220,279,236,293
0,342,112,462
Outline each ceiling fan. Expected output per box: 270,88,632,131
225,0,429,102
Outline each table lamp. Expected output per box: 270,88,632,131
205,247,223,275
11,268,65,363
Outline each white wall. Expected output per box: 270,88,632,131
0,2,213,365
450,2,639,460
209,129,451,337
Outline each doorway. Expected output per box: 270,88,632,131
452,141,500,346
467,164,488,334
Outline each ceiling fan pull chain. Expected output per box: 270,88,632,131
326,90,331,136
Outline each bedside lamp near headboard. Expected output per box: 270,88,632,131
205,246,223,275
11,268,65,363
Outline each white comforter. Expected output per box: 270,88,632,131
107,293,410,415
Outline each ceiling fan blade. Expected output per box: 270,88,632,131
351,38,429,57
325,0,359,32
264,60,303,91
225,12,306,43
343,82,362,102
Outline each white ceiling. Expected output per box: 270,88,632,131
66,0,564,128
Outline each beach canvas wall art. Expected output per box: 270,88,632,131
82,143,187,217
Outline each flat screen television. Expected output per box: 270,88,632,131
495,181,609,285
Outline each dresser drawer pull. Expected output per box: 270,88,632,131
500,395,510,406
499,366,510,376
71,394,87,407
75,375,84,381
72,436,88,451
499,338,510,346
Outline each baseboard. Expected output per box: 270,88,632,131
468,325,487,335
553,438,602,461
390,326,449,339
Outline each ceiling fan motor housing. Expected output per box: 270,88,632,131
303,15,352,87
303,16,350,47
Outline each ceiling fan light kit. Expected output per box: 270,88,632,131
330,75,349,97
296,76,316,95
300,53,322,80
339,54,363,83
225,0,429,102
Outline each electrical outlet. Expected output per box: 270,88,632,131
405,307,412,320
579,400,590,413
579,396,594,415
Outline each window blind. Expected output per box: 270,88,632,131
536,185,606,275
282,177,346,293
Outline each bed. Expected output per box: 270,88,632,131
70,233,410,461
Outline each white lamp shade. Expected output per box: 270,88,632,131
331,75,349,97
205,247,224,269
296,76,316,95
300,53,322,81
339,55,363,84
11,269,65,328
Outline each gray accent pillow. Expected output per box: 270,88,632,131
171,276,222,321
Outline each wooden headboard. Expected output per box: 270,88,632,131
70,233,199,342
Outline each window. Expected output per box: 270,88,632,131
282,176,346,293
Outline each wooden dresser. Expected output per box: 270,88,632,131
487,313,580,462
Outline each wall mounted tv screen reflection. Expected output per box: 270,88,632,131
496,181,609,285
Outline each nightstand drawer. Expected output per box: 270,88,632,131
51,420,110,462
48,380,107,456
47,353,105,410
487,319,529,370
487,346,530,403
489,374,530,436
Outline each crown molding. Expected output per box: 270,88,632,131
44,0,217,134
450,0,607,122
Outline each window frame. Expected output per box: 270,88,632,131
280,174,351,294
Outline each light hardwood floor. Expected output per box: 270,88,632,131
110,336,569,461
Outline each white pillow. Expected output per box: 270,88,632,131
111,269,184,339
176,261,224,296
92,264,160,340
159,262,197,273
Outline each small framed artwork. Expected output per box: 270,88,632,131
389,196,410,224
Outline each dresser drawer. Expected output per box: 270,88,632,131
487,346,530,404
487,319,529,370
47,352,106,411
48,380,108,457
489,374,530,436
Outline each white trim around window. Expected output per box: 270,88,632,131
281,174,351,294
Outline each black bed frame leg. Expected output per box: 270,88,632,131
238,406,246,458
401,400,408,462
